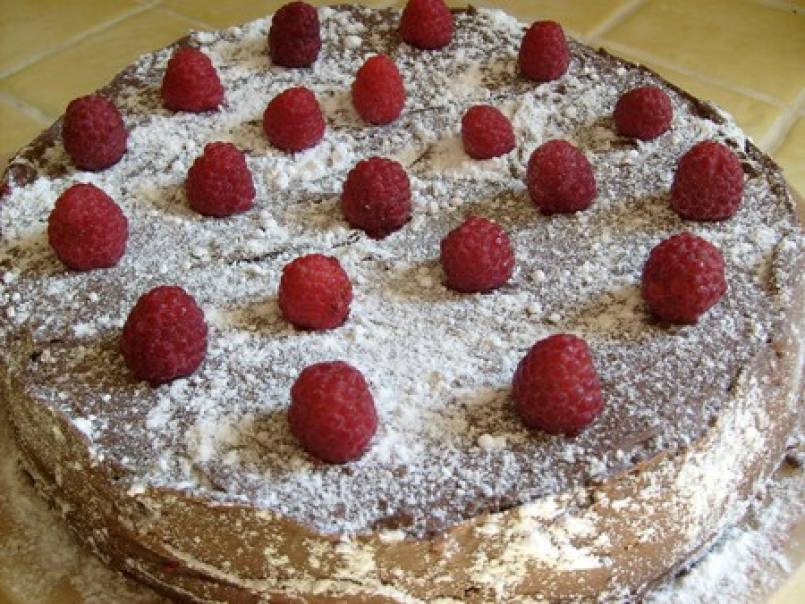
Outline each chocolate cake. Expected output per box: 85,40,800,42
0,4,802,602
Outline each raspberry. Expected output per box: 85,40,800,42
642,232,727,324
352,55,406,125
186,142,255,217
62,95,127,171
512,334,603,435
341,157,411,238
161,47,224,113
527,140,597,214
120,286,208,385
518,21,570,82
289,361,377,464
461,105,515,160
399,0,454,50
263,86,326,152
278,254,353,330
269,1,321,67
671,141,744,221
47,183,128,271
614,86,673,140
440,215,515,293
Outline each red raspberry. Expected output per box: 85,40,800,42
518,21,570,82
352,55,406,125
186,142,255,217
341,157,411,238
269,1,321,68
278,254,353,330
642,232,727,324
161,47,224,113
461,105,515,160
513,334,603,435
614,86,673,140
62,95,127,171
289,361,377,464
527,140,596,214
440,215,515,293
263,87,326,153
671,141,744,221
47,183,128,271
120,286,208,386
399,0,454,50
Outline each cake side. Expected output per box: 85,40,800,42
0,4,803,603
4,246,801,602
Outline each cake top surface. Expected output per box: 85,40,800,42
0,5,801,536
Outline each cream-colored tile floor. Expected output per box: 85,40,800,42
0,1,802,602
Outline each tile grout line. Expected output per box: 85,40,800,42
154,5,217,33
0,91,53,125
0,0,162,81
593,40,790,109
764,89,805,154
585,0,645,41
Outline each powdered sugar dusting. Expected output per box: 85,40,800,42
0,405,166,603
471,497,606,596
0,4,801,548
648,464,805,604
1,398,801,603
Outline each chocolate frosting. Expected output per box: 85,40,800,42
0,5,802,602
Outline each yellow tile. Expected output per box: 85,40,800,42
761,0,805,11
601,46,785,147
771,562,805,604
602,0,805,103
0,98,49,157
0,8,200,118
471,0,637,36
163,0,283,28
0,0,140,75
774,117,805,197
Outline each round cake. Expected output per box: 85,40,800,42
1,4,802,602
